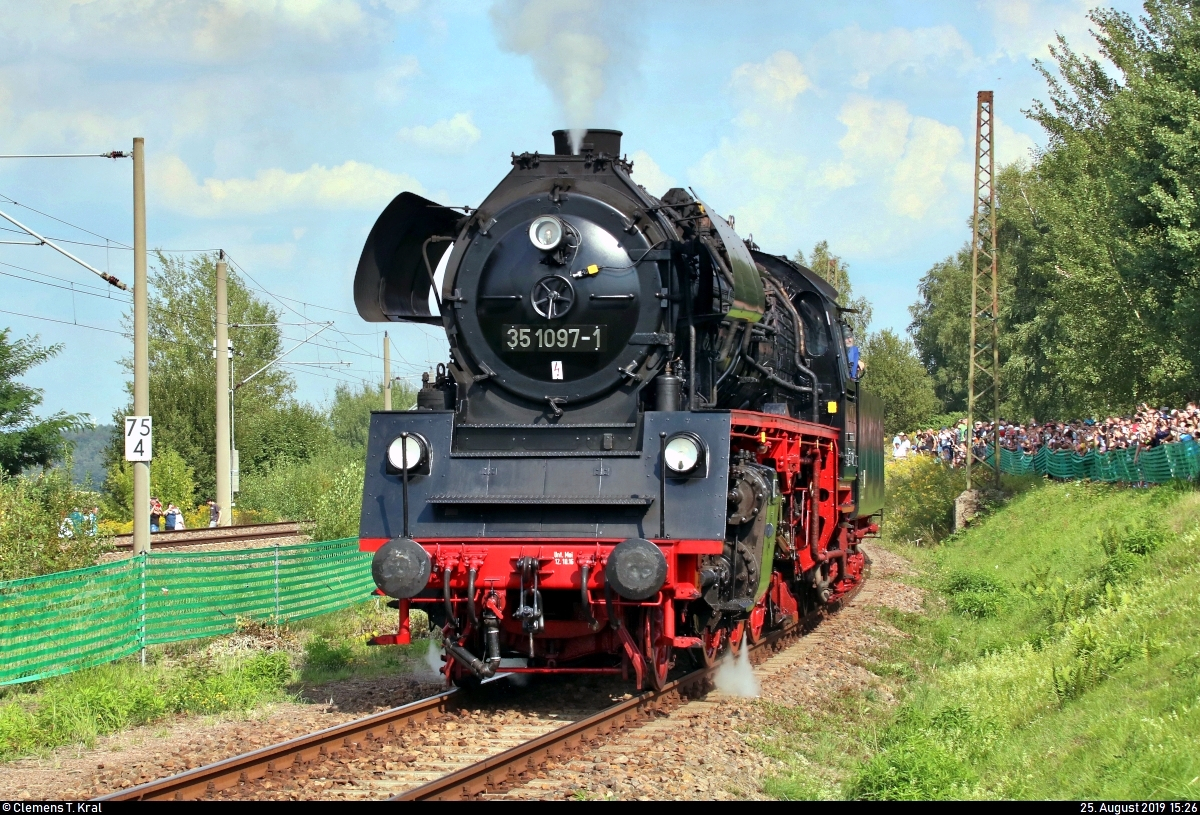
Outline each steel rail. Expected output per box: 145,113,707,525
96,558,867,802
110,521,308,550
95,687,463,801
391,607,817,801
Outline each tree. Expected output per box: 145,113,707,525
0,329,88,476
101,446,195,521
992,0,1200,417
328,380,417,453
794,241,873,338
104,253,327,501
908,244,973,413
860,329,940,434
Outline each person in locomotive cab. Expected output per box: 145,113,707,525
844,333,865,379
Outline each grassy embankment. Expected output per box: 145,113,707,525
761,456,1200,800
0,599,430,761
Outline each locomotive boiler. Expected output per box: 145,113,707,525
354,129,883,689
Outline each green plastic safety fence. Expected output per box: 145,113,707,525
996,438,1200,483
0,556,145,685
143,538,374,645
0,537,377,686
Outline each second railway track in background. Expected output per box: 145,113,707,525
97,575,861,803
111,521,309,550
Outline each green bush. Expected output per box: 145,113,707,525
312,461,365,541
237,446,360,524
883,456,964,546
845,707,978,800
0,468,109,580
1097,522,1168,587
943,570,1009,619
166,652,291,715
303,637,355,673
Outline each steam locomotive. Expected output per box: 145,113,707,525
355,129,883,689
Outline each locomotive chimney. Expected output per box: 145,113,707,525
552,129,622,156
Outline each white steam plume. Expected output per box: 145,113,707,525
424,638,444,677
490,0,635,152
713,634,760,698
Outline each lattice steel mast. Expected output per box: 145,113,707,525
966,90,1001,490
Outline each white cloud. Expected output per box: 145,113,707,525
817,97,911,189
814,24,975,89
820,96,969,220
829,97,969,220
8,107,138,151
5,0,416,64
732,50,811,108
994,117,1039,167
888,118,967,219
397,112,482,153
627,150,677,197
689,140,810,245
374,57,421,102
837,98,912,167
979,0,1101,60
190,0,368,55
155,155,425,216
245,241,299,267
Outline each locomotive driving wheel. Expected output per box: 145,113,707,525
729,621,747,657
696,624,726,668
746,604,766,644
644,608,671,690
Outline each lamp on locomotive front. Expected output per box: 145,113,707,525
529,215,565,251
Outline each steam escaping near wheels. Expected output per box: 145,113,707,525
714,634,759,698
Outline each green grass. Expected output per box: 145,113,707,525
761,476,1200,800
0,650,291,760
0,598,434,761
293,597,430,685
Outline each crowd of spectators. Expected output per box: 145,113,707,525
892,403,1200,466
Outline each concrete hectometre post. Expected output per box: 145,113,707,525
215,252,232,527
132,137,151,555
383,331,391,411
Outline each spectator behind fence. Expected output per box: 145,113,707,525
897,403,1200,469
150,498,163,533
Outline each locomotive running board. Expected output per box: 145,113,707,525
428,494,654,506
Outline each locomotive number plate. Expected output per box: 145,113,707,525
502,324,604,352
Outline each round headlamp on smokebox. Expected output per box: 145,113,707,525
386,433,428,474
605,537,668,601
664,432,706,476
371,537,431,599
529,215,565,251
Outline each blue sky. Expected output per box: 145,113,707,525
0,0,1142,422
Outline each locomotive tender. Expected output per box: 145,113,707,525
356,129,883,689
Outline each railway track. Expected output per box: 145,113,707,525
111,521,308,550
97,579,856,803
